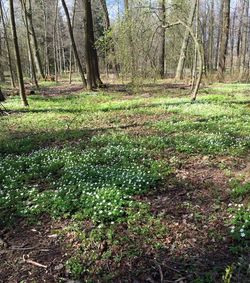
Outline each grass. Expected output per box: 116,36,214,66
0,82,249,282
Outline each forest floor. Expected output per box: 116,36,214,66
0,80,249,283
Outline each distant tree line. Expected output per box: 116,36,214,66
0,0,247,106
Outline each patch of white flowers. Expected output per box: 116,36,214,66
0,145,162,224
228,203,250,240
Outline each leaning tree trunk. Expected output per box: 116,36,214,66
9,0,28,106
61,0,87,87
0,0,15,88
158,0,166,79
26,0,45,80
175,0,197,80
217,0,230,81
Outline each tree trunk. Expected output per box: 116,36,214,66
83,0,102,89
217,0,230,81
26,0,45,80
175,0,197,80
124,0,136,82
239,0,249,81
0,0,15,88
9,0,28,106
69,0,77,84
21,0,39,88
99,0,110,30
159,0,166,79
61,0,87,87
53,0,59,82
208,0,214,72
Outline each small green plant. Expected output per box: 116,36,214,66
222,265,234,283
66,257,84,279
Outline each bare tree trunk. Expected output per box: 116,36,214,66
0,0,15,88
53,0,59,82
0,34,5,82
61,0,87,87
99,0,119,78
217,0,230,81
21,0,39,88
230,7,236,74
83,0,102,89
159,0,166,79
9,0,28,106
69,0,77,84
239,0,249,81
175,0,197,80
124,0,136,82
26,0,45,80
42,0,50,77
208,0,214,72
83,0,96,89
99,0,110,30
215,0,224,69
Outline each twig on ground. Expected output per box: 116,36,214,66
23,255,47,268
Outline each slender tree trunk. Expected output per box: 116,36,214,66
0,33,5,82
53,0,59,82
159,0,166,79
239,0,249,81
230,7,236,74
9,0,28,106
26,0,45,80
69,0,77,84
208,0,214,72
175,0,197,80
215,0,224,68
99,0,110,30
99,0,119,78
0,0,15,88
61,0,87,87
21,0,39,88
42,0,50,77
124,0,136,82
217,0,230,81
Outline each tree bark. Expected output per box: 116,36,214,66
21,0,39,88
26,0,45,79
83,0,102,89
175,0,197,80
158,0,166,79
217,0,230,81
61,0,87,87
239,0,249,81
0,0,15,88
9,0,28,106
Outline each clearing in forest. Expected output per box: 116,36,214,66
0,82,249,282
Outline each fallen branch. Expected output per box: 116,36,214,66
23,255,47,268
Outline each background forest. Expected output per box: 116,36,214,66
0,0,249,283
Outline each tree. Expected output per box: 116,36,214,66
217,0,230,81
20,0,39,88
26,0,45,80
9,0,28,106
0,0,15,88
175,0,197,80
83,0,103,89
61,0,87,87
158,0,166,79
239,0,249,81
